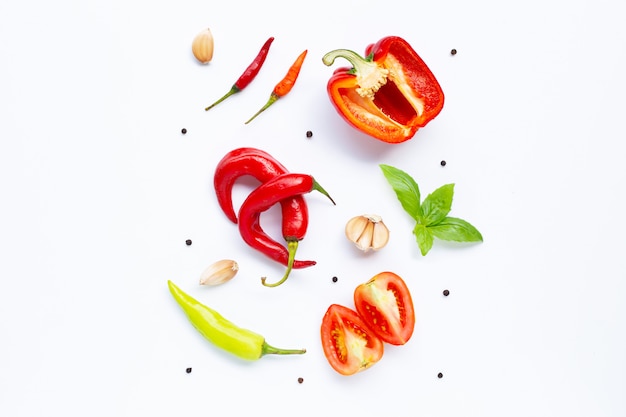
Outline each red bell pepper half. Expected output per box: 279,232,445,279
322,36,444,144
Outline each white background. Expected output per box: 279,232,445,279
1,0,625,416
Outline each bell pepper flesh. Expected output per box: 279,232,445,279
323,36,444,144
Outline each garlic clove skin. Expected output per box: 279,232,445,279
199,259,238,286
192,28,214,64
345,214,390,252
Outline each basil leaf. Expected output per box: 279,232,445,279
429,217,483,242
413,223,434,256
380,164,421,221
421,183,454,226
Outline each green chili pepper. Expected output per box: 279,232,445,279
168,280,306,360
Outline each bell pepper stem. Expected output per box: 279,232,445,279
322,49,389,99
261,240,298,287
245,93,279,124
322,49,373,72
205,85,240,111
261,342,306,356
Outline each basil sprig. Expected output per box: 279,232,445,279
380,164,483,256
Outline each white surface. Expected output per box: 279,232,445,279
1,0,625,416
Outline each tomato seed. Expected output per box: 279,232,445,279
181,128,187,134
438,372,443,378
297,377,304,384
185,239,192,246
443,289,450,296
186,367,192,374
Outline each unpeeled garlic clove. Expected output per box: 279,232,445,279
345,215,370,242
192,28,214,64
355,221,375,250
345,214,390,252
199,259,238,286
371,220,390,250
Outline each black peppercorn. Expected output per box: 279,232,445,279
443,289,450,296
450,49,457,56
440,160,447,166
297,377,304,384
181,128,187,134
437,372,443,378
186,367,192,374
332,276,338,283
185,239,192,246
306,130,313,138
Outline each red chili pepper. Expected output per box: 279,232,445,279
213,147,315,270
238,172,335,287
245,49,308,124
322,36,444,144
205,37,275,111
214,147,292,223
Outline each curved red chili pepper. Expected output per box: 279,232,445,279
214,147,292,223
238,173,335,287
213,147,314,270
205,37,275,111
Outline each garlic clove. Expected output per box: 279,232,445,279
355,221,375,251
345,215,370,242
199,259,238,286
371,221,390,250
345,214,390,252
192,28,214,64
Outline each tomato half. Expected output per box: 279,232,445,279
320,304,384,376
354,271,415,345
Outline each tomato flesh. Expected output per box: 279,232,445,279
320,304,384,376
354,271,415,345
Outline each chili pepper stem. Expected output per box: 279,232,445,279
261,240,297,287
205,86,240,111
245,93,278,124
261,342,306,356
312,179,336,205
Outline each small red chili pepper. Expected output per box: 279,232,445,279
245,49,308,124
205,36,275,111
213,147,315,270
238,173,335,287
322,36,444,143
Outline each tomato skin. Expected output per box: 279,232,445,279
320,304,384,376
354,271,415,345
